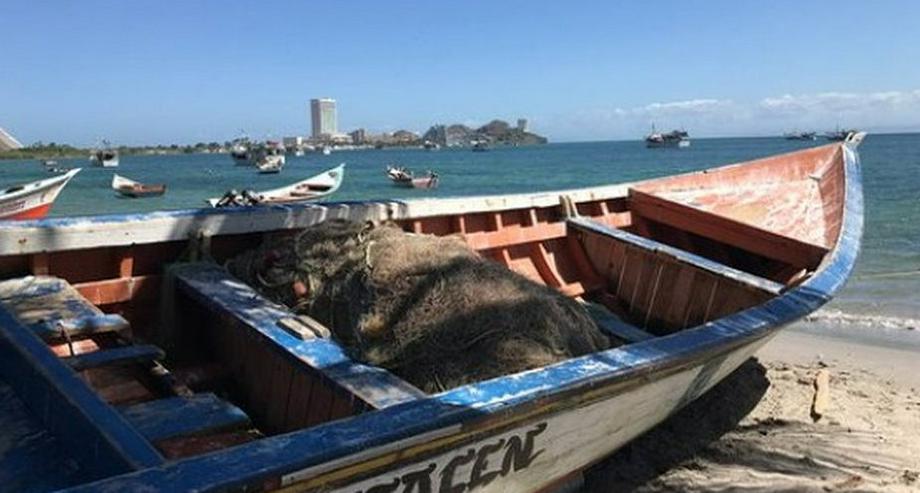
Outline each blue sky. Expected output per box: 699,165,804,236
2,0,919,145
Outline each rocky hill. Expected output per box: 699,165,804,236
422,120,547,147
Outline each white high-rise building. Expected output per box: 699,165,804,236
0,127,23,151
310,98,337,138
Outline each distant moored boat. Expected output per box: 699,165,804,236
111,174,166,198
645,127,690,148
825,128,858,141
386,165,439,189
784,131,817,141
91,141,119,167
209,163,345,207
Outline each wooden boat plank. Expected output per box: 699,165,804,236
120,393,251,442
304,379,336,427
628,189,828,269
172,263,426,409
74,275,160,307
661,265,698,332
581,302,654,343
284,371,315,430
0,275,131,342
266,352,295,433
568,217,785,294
462,221,566,252
64,344,164,372
0,303,163,478
0,380,93,492
156,429,261,460
34,314,129,342
95,379,157,406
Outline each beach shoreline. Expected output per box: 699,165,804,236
583,329,920,492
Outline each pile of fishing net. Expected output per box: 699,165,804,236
227,220,610,393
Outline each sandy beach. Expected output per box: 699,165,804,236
583,327,920,492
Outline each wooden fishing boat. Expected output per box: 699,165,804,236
387,165,440,189
91,141,119,168
208,163,345,207
0,136,865,492
0,168,80,220
112,174,167,198
257,158,284,174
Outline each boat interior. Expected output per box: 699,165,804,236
0,144,848,489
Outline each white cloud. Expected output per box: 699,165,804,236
641,99,731,114
759,90,920,116
547,89,920,141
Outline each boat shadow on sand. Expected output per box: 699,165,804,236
582,357,896,492
583,358,771,491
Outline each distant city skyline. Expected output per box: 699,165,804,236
2,1,919,146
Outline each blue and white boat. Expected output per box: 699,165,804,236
0,134,865,492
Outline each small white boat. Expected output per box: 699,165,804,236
387,165,439,189
0,168,81,220
257,159,283,174
252,141,286,172
208,163,345,207
111,174,166,198
92,149,119,167
230,145,252,166
256,149,285,174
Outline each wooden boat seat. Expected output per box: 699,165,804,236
63,344,165,372
568,217,784,295
119,393,251,442
581,301,655,343
0,276,129,343
628,189,829,269
172,263,425,431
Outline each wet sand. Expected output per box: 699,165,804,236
583,329,920,492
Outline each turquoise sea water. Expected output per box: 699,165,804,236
2,135,918,342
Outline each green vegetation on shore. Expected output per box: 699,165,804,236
0,142,87,160
0,141,231,160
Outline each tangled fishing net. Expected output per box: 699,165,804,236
227,220,610,393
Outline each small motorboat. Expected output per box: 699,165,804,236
645,126,690,148
230,143,252,166
91,141,119,167
0,168,80,220
111,174,166,198
784,131,817,141
40,160,72,174
257,158,283,174
209,163,345,207
386,165,439,189
825,128,858,141
252,141,286,173
471,140,490,152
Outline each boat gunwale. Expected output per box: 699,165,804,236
0,168,81,203
53,141,864,492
